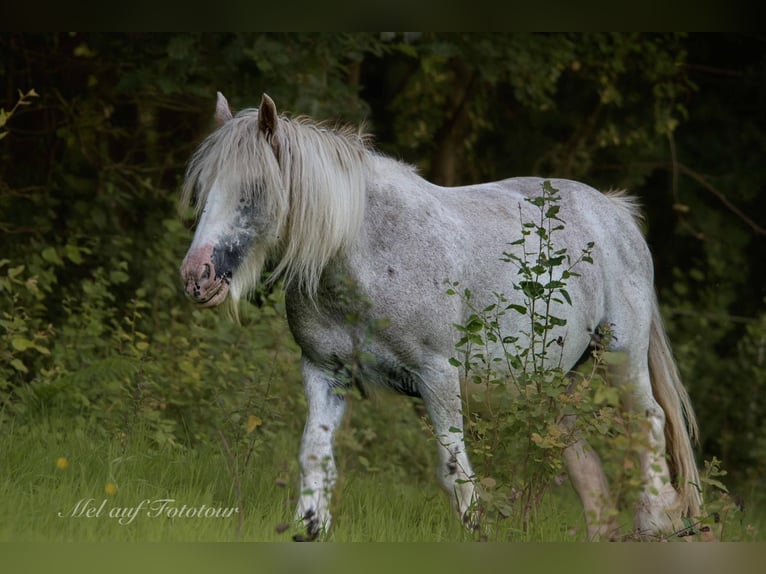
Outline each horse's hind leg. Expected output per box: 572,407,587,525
625,362,684,537
560,414,620,540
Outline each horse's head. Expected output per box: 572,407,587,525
180,92,284,308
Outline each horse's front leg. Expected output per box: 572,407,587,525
294,358,347,541
420,358,478,528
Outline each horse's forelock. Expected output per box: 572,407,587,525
181,110,283,218
181,109,369,298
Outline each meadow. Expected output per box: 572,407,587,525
0,403,617,542
2,362,762,542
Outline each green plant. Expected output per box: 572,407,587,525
446,181,645,539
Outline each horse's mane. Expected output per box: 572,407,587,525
182,109,371,302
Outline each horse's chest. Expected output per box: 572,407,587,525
287,302,425,397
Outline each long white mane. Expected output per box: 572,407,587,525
182,109,370,302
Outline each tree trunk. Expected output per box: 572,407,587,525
429,62,477,187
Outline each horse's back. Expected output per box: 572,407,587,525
430,175,654,364
441,175,651,285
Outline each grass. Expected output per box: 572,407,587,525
0,414,311,542
1,392,763,542
0,401,568,542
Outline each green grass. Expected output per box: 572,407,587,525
2,420,332,540
0,405,568,542
1,398,763,542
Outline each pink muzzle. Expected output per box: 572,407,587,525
180,245,230,307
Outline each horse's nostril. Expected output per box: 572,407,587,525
201,263,211,281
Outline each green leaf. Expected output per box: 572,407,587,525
519,281,545,299
7,265,25,279
466,317,484,332
10,358,27,373
109,270,129,284
506,304,527,315
179,360,196,374
701,477,729,493
545,205,561,219
11,337,34,351
594,385,620,406
41,247,63,266
65,244,84,264
544,256,566,268
469,334,484,345
448,357,462,368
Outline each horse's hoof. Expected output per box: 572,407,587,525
292,532,318,542
293,508,322,541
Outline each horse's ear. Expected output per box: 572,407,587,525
258,93,278,137
215,92,233,127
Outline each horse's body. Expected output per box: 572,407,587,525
180,93,702,540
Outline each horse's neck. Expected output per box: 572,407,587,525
281,154,437,302
365,154,437,213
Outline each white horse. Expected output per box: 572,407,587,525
180,92,702,540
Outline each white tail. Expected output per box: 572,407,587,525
648,298,703,518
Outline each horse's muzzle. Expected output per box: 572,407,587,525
180,245,230,307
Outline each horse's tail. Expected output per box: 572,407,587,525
648,297,703,518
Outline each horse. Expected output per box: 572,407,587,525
180,92,702,541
